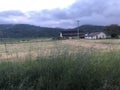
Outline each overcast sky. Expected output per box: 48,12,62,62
0,0,120,28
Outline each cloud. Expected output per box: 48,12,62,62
0,11,24,17
27,0,120,28
69,0,120,26
0,11,31,24
0,0,120,28
0,0,76,12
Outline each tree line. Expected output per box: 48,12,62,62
104,24,120,38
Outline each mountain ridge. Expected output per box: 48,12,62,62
0,24,105,38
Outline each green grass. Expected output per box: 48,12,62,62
0,50,120,90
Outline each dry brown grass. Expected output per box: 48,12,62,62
0,39,120,60
62,39,120,50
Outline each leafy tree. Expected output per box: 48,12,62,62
104,24,120,38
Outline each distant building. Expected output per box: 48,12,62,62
60,30,85,39
85,32,107,39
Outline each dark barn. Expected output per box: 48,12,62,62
60,30,85,39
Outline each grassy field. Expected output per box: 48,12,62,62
0,39,120,90
0,39,120,60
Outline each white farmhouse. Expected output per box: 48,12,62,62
85,32,107,39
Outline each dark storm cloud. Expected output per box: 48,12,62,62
69,0,120,25
27,0,120,28
0,0,120,28
27,9,75,28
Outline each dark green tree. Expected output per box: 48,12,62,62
104,24,120,38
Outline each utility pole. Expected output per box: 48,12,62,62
77,20,80,39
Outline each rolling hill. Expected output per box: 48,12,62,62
0,24,105,38
74,25,105,33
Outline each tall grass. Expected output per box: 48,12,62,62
0,50,120,90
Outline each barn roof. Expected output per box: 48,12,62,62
61,30,78,34
61,30,85,37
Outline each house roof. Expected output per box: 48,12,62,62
87,32,104,37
